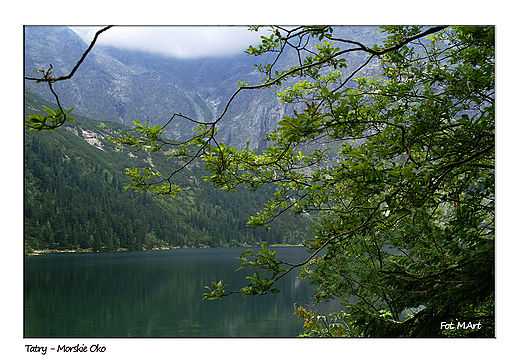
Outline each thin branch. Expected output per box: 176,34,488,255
25,26,114,83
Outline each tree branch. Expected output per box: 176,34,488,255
25,26,114,83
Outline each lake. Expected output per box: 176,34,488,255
24,246,343,337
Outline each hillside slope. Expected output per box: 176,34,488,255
24,90,313,254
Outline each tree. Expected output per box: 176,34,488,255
197,26,493,337
195,26,494,338
25,25,494,337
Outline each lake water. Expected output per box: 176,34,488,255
24,246,343,337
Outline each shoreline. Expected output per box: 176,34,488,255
28,246,181,256
26,243,303,256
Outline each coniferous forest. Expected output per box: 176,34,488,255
24,91,312,255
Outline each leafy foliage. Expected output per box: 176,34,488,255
194,26,495,337
26,106,75,131
202,242,290,300
293,304,359,337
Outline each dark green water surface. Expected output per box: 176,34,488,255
24,247,341,337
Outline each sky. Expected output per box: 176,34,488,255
71,26,272,59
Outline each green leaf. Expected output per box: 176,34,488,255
347,150,366,160
43,108,56,116
394,208,411,216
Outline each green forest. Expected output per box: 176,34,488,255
24,90,312,255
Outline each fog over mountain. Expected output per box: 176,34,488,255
24,26,382,149
70,26,273,59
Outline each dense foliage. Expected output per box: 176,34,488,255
183,26,495,337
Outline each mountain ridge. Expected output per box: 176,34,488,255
24,26,383,149
24,26,273,148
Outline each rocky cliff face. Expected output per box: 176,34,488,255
24,26,383,149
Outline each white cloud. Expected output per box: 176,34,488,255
71,26,271,59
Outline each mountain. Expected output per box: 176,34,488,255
24,26,278,149
23,26,385,254
24,90,313,254
24,26,383,149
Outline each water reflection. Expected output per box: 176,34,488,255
25,247,343,337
